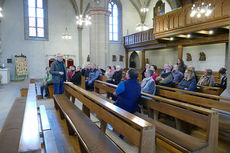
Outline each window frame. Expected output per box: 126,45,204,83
108,0,122,43
24,0,48,41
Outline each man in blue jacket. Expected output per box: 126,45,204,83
113,68,141,113
50,53,67,94
85,64,100,90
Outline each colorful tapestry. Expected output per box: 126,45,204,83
15,57,28,76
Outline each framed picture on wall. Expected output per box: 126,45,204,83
154,0,165,18
112,55,117,62
119,55,124,62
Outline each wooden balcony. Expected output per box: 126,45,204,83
124,0,230,51
154,0,230,39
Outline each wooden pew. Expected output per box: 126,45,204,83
156,85,230,132
94,80,219,153
64,82,155,153
197,85,223,96
81,76,86,89
19,84,41,153
0,97,26,153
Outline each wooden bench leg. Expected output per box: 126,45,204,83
72,96,75,104
66,120,75,136
59,109,65,120
53,98,58,110
82,105,90,118
100,120,107,134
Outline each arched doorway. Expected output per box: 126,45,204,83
129,51,140,69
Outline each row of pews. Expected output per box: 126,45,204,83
0,84,58,153
54,82,155,153
93,79,230,153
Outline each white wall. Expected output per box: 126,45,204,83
145,48,178,69
183,43,226,71
0,0,78,79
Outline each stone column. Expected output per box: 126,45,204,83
77,26,83,66
178,45,183,59
89,0,110,68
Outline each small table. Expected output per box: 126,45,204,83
0,68,10,84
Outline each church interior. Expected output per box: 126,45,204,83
0,0,230,153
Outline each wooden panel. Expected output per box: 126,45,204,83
163,16,168,31
223,0,230,16
169,15,174,29
43,131,58,153
19,84,41,153
145,99,209,129
174,14,179,28
39,105,51,131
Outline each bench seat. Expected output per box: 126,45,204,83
54,94,123,153
155,121,207,152
0,97,26,153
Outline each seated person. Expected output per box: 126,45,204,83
172,65,184,83
85,64,100,90
84,64,91,79
142,64,150,80
197,69,215,86
97,65,105,75
149,65,158,83
156,64,174,87
70,66,81,85
178,69,197,91
67,65,76,81
216,67,227,90
105,66,114,82
113,68,141,114
41,67,52,98
111,65,123,85
141,70,156,95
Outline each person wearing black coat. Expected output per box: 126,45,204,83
70,66,82,85
112,66,123,85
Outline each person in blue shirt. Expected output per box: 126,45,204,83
178,69,197,91
85,64,100,90
113,68,141,114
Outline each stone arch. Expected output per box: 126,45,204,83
129,51,140,69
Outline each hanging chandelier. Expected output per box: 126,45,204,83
62,27,72,40
136,23,149,32
190,1,213,18
140,1,149,13
0,8,3,18
76,14,92,27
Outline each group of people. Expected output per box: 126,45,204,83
141,59,227,94
40,53,227,117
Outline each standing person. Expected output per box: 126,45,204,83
40,67,52,98
177,58,187,73
50,53,67,95
113,68,141,113
141,70,156,95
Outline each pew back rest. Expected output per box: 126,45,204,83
156,85,230,112
65,82,155,153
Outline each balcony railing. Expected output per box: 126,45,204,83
124,28,155,46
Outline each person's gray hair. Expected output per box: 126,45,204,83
116,65,121,70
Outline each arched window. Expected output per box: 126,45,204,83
108,0,121,42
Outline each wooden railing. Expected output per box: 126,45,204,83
124,28,155,46
154,0,230,38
